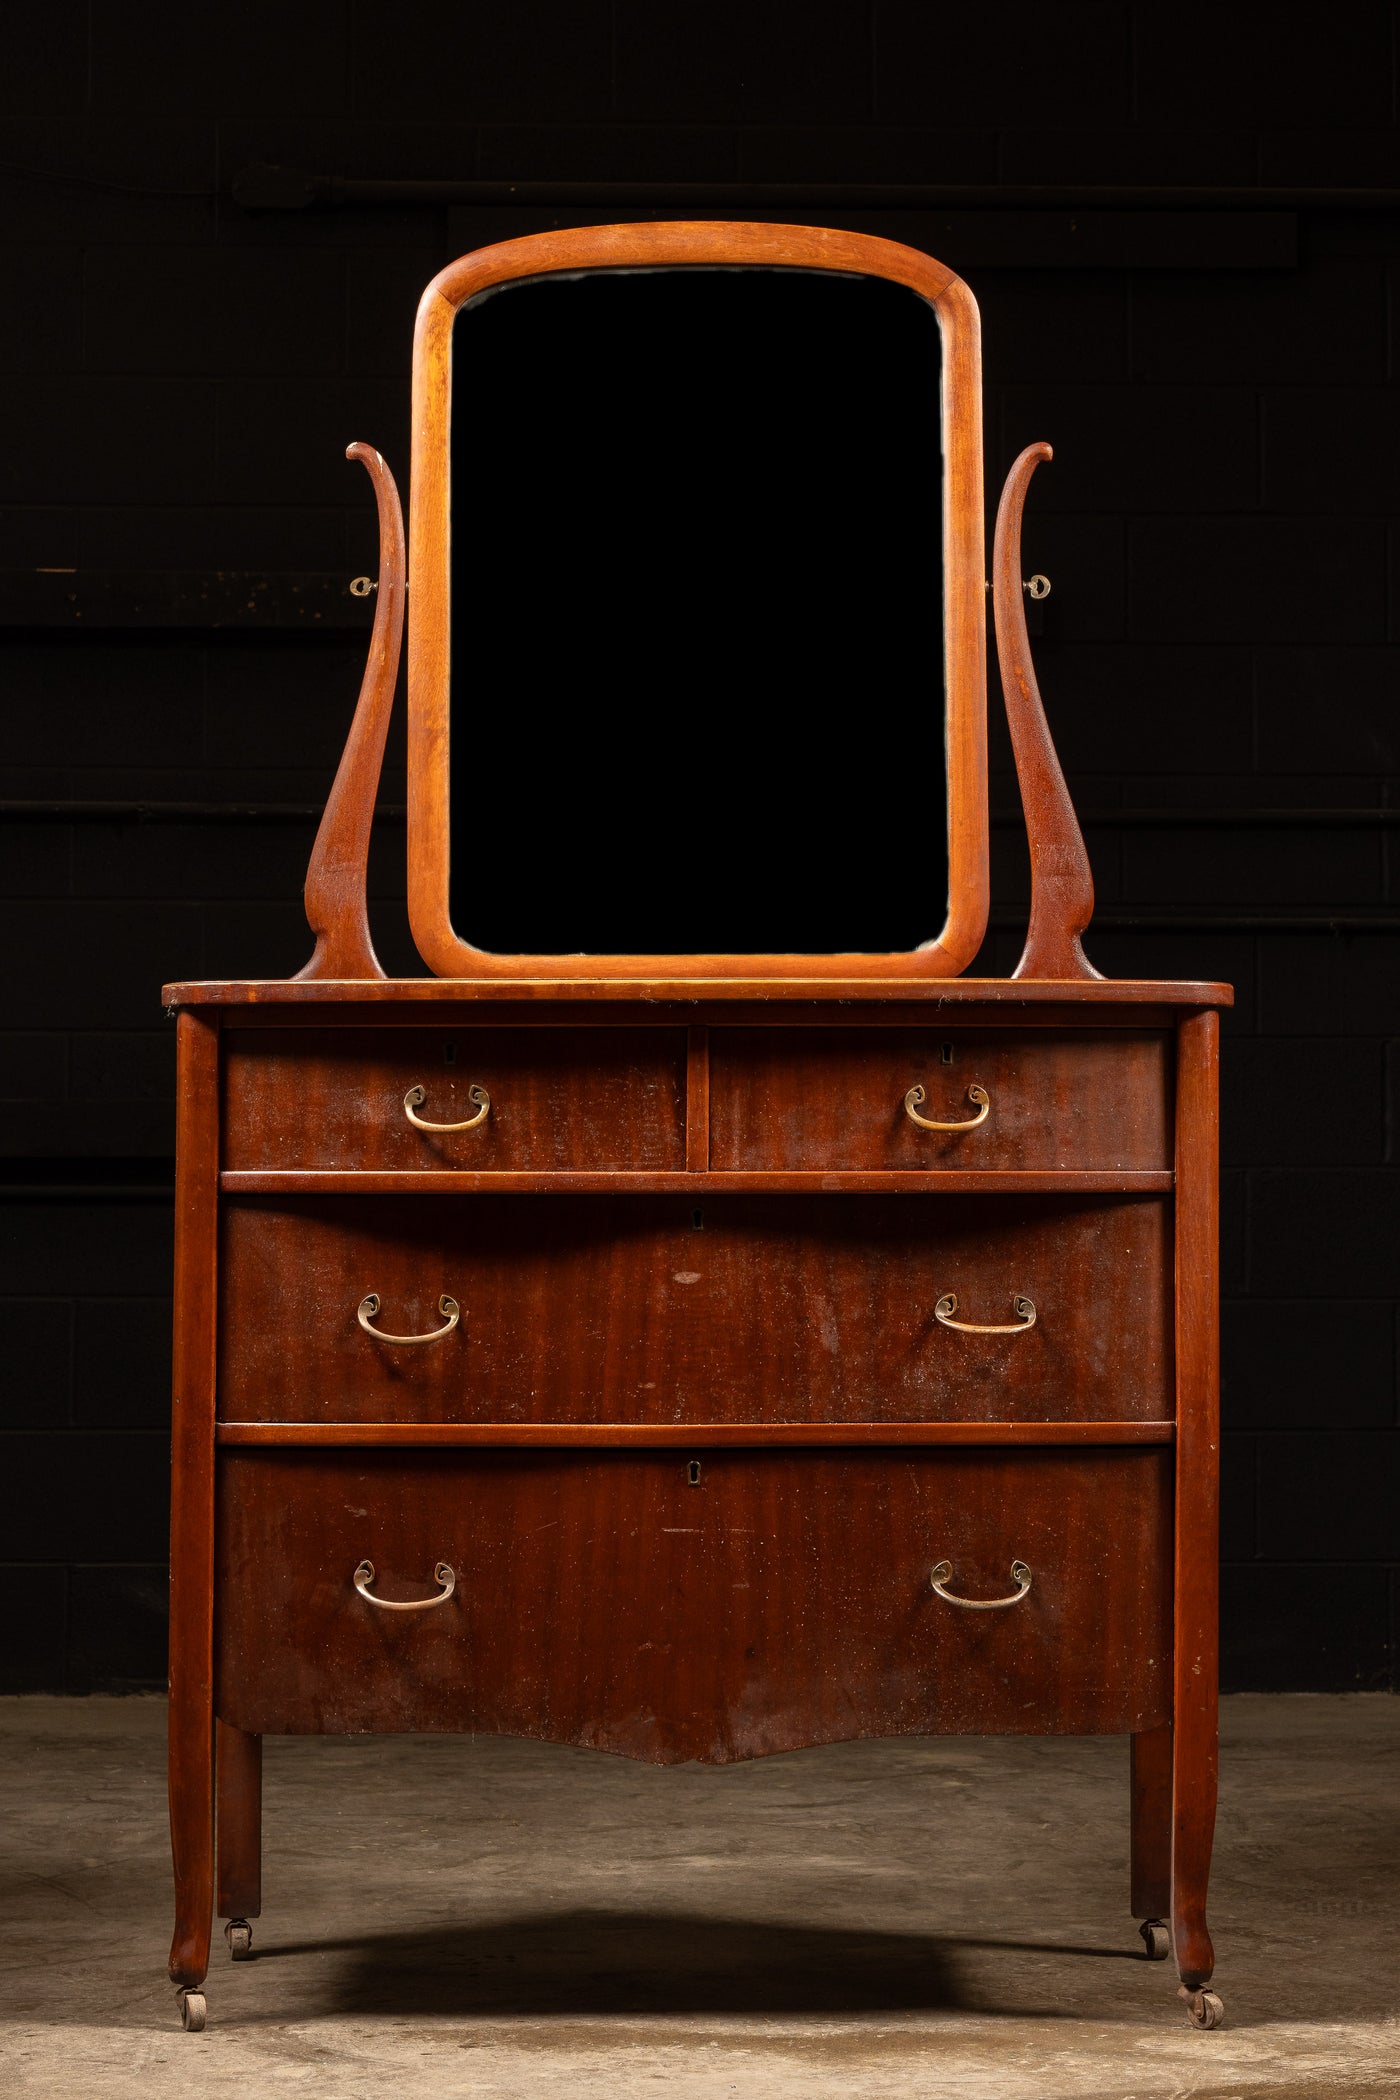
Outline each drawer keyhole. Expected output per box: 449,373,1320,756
687,1460,702,1486
941,1041,954,1064
443,1040,456,1065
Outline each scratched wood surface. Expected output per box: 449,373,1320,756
217,1192,1172,1426
223,1026,688,1172
709,1027,1170,1170
214,1446,1173,1754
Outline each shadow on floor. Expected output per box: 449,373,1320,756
244,1909,1142,2019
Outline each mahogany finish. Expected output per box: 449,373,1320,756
223,1026,688,1171
294,445,405,984
217,1191,1171,1425
164,223,1228,2034
215,1448,1172,1753
708,1027,1169,1171
1131,1722,1174,1923
216,1418,1175,1448
994,443,1102,985
167,978,1229,1009
214,1721,261,1924
167,1012,218,1995
223,1170,1173,1197
1170,1009,1221,1993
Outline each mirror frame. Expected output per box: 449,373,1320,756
407,221,987,980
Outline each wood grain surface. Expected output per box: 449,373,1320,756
214,1447,1173,1754
1171,1009,1220,1990
1131,1721,1173,1921
709,1027,1169,1170
223,1026,687,1171
993,442,1102,984
294,444,404,984
167,978,1234,1009
214,1720,261,1922
167,1011,220,1992
220,1170,1174,1197
215,1418,1176,1447
217,1192,1172,1426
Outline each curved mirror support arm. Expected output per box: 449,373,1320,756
993,442,1101,983
295,442,406,983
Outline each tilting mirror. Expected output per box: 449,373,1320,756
407,224,988,978
450,268,945,953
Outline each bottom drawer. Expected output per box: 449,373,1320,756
214,1448,1172,1759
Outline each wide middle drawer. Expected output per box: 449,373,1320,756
222,1026,688,1171
217,1192,1173,1425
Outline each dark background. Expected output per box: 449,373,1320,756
2,3,1398,1695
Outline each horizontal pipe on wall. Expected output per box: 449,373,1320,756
0,570,375,632
0,1184,177,1200
5,802,1400,830
233,168,1304,268
231,168,1400,214
989,914,1400,932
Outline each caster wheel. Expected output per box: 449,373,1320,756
178,1989,207,2032
1179,1985,1224,2030
224,1918,253,1960
1139,1918,1170,1961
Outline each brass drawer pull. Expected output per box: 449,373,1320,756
931,1559,1032,1610
905,1082,989,1131
404,1082,490,1131
934,1292,1036,1334
353,1559,455,1611
357,1292,460,1344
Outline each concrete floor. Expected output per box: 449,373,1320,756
3,1696,1397,2099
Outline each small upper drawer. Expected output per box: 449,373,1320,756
222,1027,687,1172
709,1028,1170,1172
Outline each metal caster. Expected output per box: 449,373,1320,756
224,1917,253,1960
1139,1918,1170,1960
1179,1984,1224,2030
177,1988,207,2032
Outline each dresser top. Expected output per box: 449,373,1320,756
163,976,1233,1010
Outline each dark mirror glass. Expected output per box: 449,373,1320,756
449,266,946,954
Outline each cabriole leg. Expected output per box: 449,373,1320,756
217,1720,262,1958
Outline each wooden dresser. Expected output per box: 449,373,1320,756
162,223,1229,2035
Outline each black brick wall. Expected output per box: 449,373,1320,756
2,3,1398,1693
